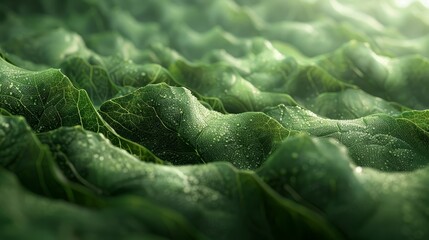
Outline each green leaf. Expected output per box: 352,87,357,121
307,89,404,119
0,115,97,204
60,56,119,107
60,55,176,106
258,134,429,240
317,41,429,109
400,110,429,132
265,105,429,171
100,83,290,168
0,57,161,163
262,19,369,57
2,28,91,68
1,0,429,239
170,60,297,113
39,126,342,240
0,167,203,240
60,53,228,112
169,25,252,60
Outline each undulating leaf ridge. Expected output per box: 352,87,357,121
400,110,429,132
0,115,98,204
38,125,342,240
60,54,227,112
307,89,404,119
317,41,429,109
0,167,203,240
0,57,161,163
0,9,415,118
265,105,429,171
1,0,429,239
169,60,297,113
100,83,290,169
1,28,91,69
60,55,177,106
0,115,211,239
258,134,429,240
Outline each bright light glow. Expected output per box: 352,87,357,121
355,166,363,174
394,0,429,8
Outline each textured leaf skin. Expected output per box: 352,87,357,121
100,83,290,168
258,134,429,240
169,60,297,113
1,0,429,239
38,125,342,240
0,57,161,163
0,166,203,240
317,41,429,109
265,105,429,171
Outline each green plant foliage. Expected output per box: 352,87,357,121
265,105,429,171
99,83,290,168
0,57,161,163
38,125,341,240
258,134,429,240
1,0,429,239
